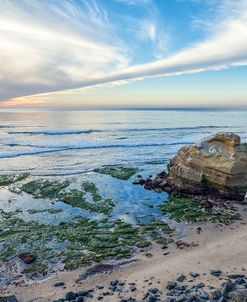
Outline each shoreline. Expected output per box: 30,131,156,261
3,203,247,302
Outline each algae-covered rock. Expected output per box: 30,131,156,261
94,166,137,180
159,133,247,201
159,193,240,223
21,179,70,199
0,173,29,186
0,210,151,274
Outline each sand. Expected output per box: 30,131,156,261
2,206,247,301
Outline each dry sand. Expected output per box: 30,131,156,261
2,206,247,301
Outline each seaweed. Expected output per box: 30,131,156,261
0,211,151,274
0,173,29,186
159,193,240,223
20,179,70,199
94,166,137,180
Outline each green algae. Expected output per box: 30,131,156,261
81,181,102,201
0,173,29,186
61,189,115,214
0,211,151,274
94,166,137,180
160,193,240,223
137,218,174,245
27,208,63,214
20,179,70,199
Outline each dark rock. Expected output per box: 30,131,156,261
97,297,103,300
210,270,222,277
0,296,19,302
76,297,84,302
229,275,246,280
211,289,222,300
144,178,153,190
166,281,177,290
229,289,247,302
18,252,35,264
189,272,200,278
177,275,186,282
54,282,65,287
199,291,209,300
195,282,205,288
65,292,77,301
96,285,104,290
235,278,246,285
222,282,236,298
110,279,119,286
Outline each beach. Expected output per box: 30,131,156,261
1,110,247,301
3,202,247,301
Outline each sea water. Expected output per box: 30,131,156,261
0,109,246,224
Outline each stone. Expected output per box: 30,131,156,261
18,252,35,264
211,289,222,300
0,296,19,302
177,275,186,282
189,272,200,278
229,289,247,302
222,282,236,298
211,269,222,277
166,281,177,290
65,292,77,301
54,282,65,287
158,133,247,201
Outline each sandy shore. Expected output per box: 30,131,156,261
2,204,247,302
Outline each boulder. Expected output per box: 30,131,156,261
159,133,247,201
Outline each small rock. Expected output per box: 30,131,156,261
0,296,19,302
189,272,200,278
54,282,65,287
18,252,35,264
222,282,236,298
210,269,222,277
65,292,76,301
166,281,177,290
211,289,222,300
177,275,186,282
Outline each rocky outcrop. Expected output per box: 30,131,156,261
134,133,247,201
160,132,247,201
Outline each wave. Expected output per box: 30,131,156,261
7,125,229,136
0,141,191,159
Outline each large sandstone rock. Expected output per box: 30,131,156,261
160,133,247,201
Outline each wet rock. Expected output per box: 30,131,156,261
144,178,153,190
18,252,35,264
229,289,247,302
76,297,84,302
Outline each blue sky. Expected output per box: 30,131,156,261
0,0,247,108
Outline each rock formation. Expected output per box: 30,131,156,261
134,133,247,201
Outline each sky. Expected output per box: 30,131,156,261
0,0,247,109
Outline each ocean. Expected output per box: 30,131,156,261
0,109,247,224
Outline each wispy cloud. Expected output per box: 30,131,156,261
1,0,247,102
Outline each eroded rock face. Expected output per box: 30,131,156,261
160,133,247,201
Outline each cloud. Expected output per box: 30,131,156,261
1,0,247,102
0,0,129,100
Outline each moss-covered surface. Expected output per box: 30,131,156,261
0,210,151,274
94,166,137,180
61,190,115,215
137,218,174,245
20,179,70,199
13,179,115,215
159,193,240,223
27,208,63,214
0,173,29,186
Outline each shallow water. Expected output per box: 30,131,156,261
0,109,246,223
